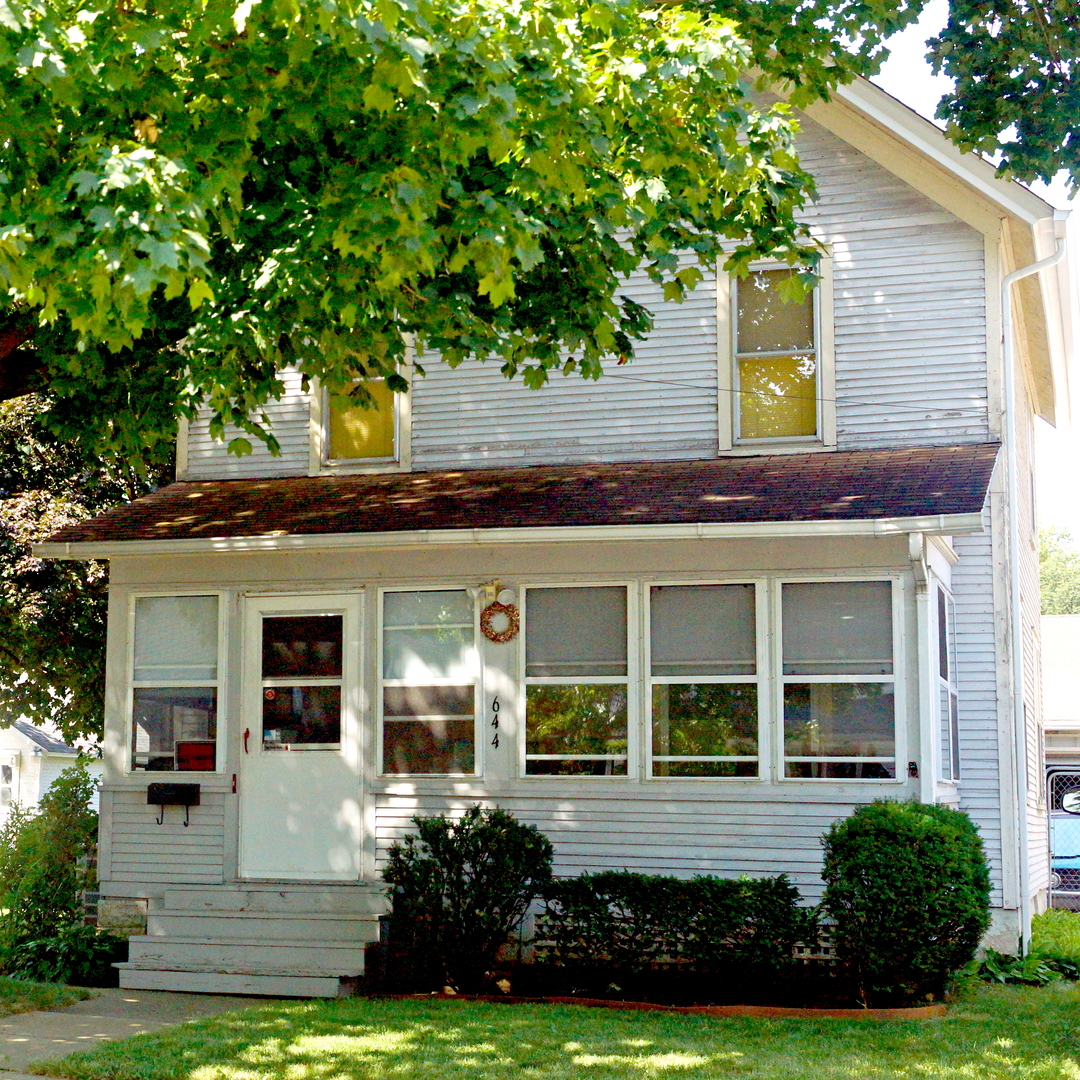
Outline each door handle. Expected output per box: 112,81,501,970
243,728,250,754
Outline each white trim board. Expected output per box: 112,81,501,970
35,511,988,561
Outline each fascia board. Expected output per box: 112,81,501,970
830,80,1053,227
33,511,987,561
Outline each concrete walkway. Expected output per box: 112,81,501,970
0,987,271,1079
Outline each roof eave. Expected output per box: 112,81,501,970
33,510,988,561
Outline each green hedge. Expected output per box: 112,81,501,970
542,871,817,976
821,799,991,1005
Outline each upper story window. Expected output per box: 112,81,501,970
130,594,222,772
718,259,835,453
310,368,412,474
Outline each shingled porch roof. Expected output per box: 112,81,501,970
38,443,999,553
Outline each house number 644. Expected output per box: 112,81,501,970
491,696,500,749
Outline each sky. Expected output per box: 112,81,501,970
870,0,1080,540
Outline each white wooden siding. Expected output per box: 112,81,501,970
104,789,225,886
182,369,310,480
411,258,719,469
952,518,1004,906
374,794,891,905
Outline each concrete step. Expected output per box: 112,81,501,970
117,965,343,998
126,936,366,977
146,910,380,943
162,886,387,916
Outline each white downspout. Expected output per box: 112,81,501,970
1001,234,1066,952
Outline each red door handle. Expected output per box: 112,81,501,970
243,728,250,753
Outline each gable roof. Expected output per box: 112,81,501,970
36,443,999,558
12,720,78,755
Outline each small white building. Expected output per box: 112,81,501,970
0,720,102,823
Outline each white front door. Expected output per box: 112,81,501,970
238,593,362,880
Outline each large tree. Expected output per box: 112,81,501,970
0,0,1075,462
0,396,170,743
1041,526,1080,616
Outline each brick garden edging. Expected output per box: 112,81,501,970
386,993,947,1020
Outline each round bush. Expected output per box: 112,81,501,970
821,799,991,1005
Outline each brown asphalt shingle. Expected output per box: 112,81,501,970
43,443,998,546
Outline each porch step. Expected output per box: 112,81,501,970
162,886,387,917
146,909,379,943
117,965,343,997
126,935,367,976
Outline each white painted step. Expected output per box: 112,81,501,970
163,886,387,916
118,965,342,998
146,910,380,943
126,936,366,976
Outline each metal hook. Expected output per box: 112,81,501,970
155,805,164,825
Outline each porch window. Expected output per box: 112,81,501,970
781,581,896,779
260,614,343,750
733,268,818,442
327,379,397,462
380,590,478,775
937,586,960,781
523,586,630,776
131,595,220,772
649,584,759,777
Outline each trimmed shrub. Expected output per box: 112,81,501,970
821,799,991,1005
382,805,553,991
543,871,817,977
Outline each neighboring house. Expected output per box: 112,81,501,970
36,78,1077,997
0,721,102,824
1043,614,1080,772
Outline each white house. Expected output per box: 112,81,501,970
37,77,1077,997
1043,614,1080,771
0,721,102,824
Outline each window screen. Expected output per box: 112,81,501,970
381,590,477,775
327,380,396,460
524,587,629,776
734,269,817,441
131,595,219,772
649,584,759,778
781,581,896,780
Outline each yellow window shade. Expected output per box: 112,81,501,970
738,354,818,440
327,380,396,460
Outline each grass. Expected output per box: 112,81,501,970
24,982,1080,1080
0,976,92,1016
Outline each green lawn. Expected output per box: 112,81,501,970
0,977,92,1017
24,983,1080,1080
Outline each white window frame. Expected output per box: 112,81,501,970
308,355,413,476
775,575,905,783
717,255,836,454
936,583,961,784
644,579,768,781
519,582,638,780
241,591,363,766
376,586,481,779
126,590,227,776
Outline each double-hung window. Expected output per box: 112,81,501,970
937,586,960,782
130,594,221,772
327,380,399,463
733,268,818,442
380,589,479,776
523,586,631,776
781,581,897,779
648,584,760,777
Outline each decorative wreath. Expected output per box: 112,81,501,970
480,601,520,644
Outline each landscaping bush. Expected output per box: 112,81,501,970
382,805,553,992
0,762,125,985
821,799,991,1006
542,871,817,980
1031,908,1080,964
